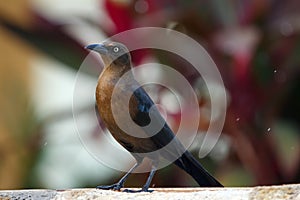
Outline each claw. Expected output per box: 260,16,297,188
122,188,153,193
141,187,153,193
96,184,122,191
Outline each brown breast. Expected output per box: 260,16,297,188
95,67,157,154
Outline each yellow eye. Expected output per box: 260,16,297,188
113,47,119,53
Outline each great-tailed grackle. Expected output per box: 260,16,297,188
86,41,223,192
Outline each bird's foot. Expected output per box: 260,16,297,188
122,188,153,193
96,183,123,191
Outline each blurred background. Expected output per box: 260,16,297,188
0,0,299,189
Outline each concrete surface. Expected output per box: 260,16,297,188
0,184,299,200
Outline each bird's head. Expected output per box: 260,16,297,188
86,42,131,67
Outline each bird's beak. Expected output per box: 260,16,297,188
85,44,108,55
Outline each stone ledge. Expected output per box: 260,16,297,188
0,184,299,200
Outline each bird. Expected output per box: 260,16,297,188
86,41,223,192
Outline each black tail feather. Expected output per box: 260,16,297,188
174,151,223,187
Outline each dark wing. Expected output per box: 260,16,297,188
130,86,186,158
129,86,153,127
130,86,223,187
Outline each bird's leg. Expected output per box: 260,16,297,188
96,161,141,191
141,164,157,192
124,160,158,193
